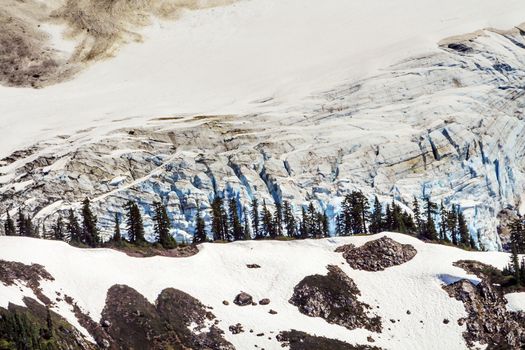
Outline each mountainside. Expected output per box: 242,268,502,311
0,233,523,349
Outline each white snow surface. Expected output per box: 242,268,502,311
1,0,525,157
0,232,517,349
505,292,525,312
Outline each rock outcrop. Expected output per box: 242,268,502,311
289,265,382,332
0,260,54,304
444,261,525,349
336,237,417,271
101,285,234,350
277,330,382,350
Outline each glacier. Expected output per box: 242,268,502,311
2,24,525,250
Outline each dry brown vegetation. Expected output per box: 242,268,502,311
1,0,237,88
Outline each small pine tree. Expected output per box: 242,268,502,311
242,206,251,240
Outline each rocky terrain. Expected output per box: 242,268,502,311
445,260,525,349
335,237,417,271
289,265,382,333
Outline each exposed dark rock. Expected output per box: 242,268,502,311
0,260,54,305
259,298,271,305
443,319,450,324
336,237,417,271
447,43,473,53
234,292,253,306
229,323,244,334
444,261,525,349
223,300,230,306
289,265,382,332
101,284,234,350
247,264,261,269
269,309,278,315
277,330,383,350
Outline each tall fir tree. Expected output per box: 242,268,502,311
369,196,383,234
412,196,423,236
113,213,121,243
228,197,243,241
424,198,438,241
250,198,261,239
242,206,251,240
193,204,207,244
66,209,81,243
211,196,228,241
458,209,470,247
125,200,145,244
52,217,64,241
282,200,296,237
261,201,275,238
274,202,283,237
153,201,176,249
4,211,15,236
81,198,99,247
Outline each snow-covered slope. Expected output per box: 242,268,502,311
0,232,522,349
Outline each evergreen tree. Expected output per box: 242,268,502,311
274,202,283,237
17,208,28,236
52,217,64,241
125,200,145,244
300,207,308,238
307,202,318,237
113,213,121,242
384,204,393,231
211,196,228,241
439,201,448,241
458,209,470,246
66,209,81,243
228,197,244,241
242,206,251,240
447,205,458,245
81,198,99,247
193,204,207,244
423,198,438,241
510,218,525,254
412,196,423,236
261,201,275,238
153,202,176,249
321,211,329,237
250,198,260,239
4,211,15,236
283,200,296,237
369,196,383,234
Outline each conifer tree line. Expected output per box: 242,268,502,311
503,217,525,287
2,191,481,251
2,198,179,249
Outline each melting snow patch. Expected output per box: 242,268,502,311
438,274,480,286
109,176,127,186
